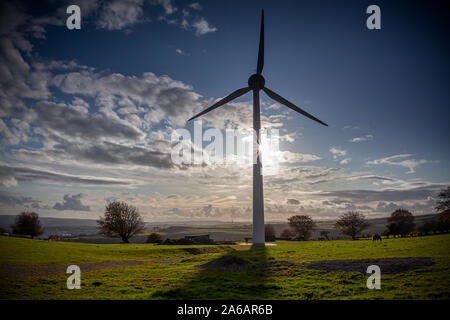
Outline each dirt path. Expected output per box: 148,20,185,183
0,259,180,279
306,257,434,274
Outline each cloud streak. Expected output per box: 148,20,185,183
349,134,373,143
0,165,132,187
368,154,427,174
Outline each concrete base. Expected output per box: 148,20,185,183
238,243,277,246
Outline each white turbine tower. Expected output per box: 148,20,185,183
188,9,328,246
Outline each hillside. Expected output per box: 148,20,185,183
0,234,449,299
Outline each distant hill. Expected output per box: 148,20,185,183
0,215,98,238
0,213,438,243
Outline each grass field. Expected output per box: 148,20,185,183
0,234,449,300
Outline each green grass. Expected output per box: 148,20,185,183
0,234,449,300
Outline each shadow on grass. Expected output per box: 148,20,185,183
151,245,284,299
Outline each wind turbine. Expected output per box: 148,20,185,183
188,9,327,246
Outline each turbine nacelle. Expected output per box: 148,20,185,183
248,73,265,91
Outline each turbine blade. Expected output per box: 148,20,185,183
256,9,264,74
188,87,250,121
263,87,328,126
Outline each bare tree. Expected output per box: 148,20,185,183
435,186,450,213
386,209,415,237
335,211,370,240
97,201,145,243
265,224,276,241
288,215,316,240
11,212,44,239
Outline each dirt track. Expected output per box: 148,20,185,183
195,255,435,274
306,257,434,274
0,259,179,278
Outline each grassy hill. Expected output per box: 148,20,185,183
0,233,449,299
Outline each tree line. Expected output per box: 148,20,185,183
5,186,450,243
267,186,450,241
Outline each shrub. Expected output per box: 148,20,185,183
320,230,330,240
146,232,163,244
280,229,293,239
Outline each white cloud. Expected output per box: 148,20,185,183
368,154,428,174
0,164,132,187
280,151,321,163
192,17,217,36
50,69,204,127
175,48,188,56
153,0,177,15
349,134,373,143
181,18,189,29
329,147,347,159
97,0,145,30
53,193,90,211
340,158,351,165
343,125,360,130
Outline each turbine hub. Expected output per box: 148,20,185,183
248,74,265,90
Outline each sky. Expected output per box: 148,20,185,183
0,0,449,222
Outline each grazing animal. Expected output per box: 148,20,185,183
372,234,382,242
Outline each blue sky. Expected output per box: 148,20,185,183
0,0,449,222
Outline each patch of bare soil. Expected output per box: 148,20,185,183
0,259,179,278
306,257,434,274
195,255,253,271
196,255,304,271
256,261,303,268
